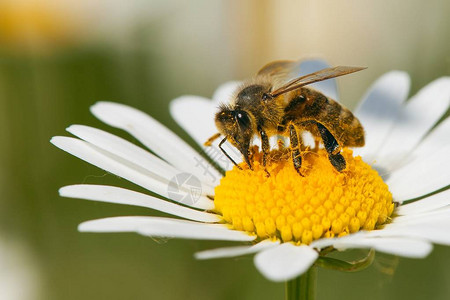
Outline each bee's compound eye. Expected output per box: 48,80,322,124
234,110,251,128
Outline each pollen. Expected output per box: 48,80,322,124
214,147,394,244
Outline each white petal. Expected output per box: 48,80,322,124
313,226,434,257
309,232,366,250
311,226,434,258
79,216,256,241
409,117,450,160
51,136,213,210
396,189,450,215
333,236,432,258
309,238,338,250
66,124,204,189
194,239,280,260
298,59,338,100
90,101,222,185
391,206,450,225
354,71,410,160
375,77,450,169
169,96,216,148
368,222,450,246
254,243,318,282
386,145,450,201
60,184,220,223
212,81,241,104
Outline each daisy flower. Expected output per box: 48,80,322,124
51,60,450,290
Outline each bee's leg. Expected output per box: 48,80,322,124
218,137,242,170
204,133,221,146
316,123,346,171
289,124,304,176
258,126,270,177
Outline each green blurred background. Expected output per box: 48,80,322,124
0,1,449,299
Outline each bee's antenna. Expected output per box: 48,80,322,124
219,137,242,170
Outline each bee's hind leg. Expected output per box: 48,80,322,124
288,124,304,176
316,122,346,172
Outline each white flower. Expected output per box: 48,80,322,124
51,60,450,282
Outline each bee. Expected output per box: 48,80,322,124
205,60,366,175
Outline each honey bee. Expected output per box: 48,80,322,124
205,60,366,175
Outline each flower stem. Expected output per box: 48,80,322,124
285,266,317,300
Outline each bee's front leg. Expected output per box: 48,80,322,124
288,123,305,176
258,126,270,177
316,122,346,171
204,133,221,146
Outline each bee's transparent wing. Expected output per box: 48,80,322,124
257,60,305,90
257,60,298,77
297,60,339,100
270,66,366,98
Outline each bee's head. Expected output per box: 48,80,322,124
215,105,254,166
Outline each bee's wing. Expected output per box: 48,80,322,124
257,60,304,91
257,60,298,77
270,66,366,97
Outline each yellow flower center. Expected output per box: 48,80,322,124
214,147,394,244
